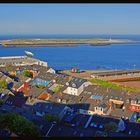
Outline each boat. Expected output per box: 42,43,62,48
25,51,34,57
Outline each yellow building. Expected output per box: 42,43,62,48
10,71,17,76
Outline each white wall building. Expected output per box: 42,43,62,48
63,77,92,96
47,68,56,74
0,55,48,68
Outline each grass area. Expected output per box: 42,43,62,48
90,78,138,92
35,85,46,89
43,114,59,122
23,70,33,78
53,85,63,93
0,80,8,89
1,38,110,45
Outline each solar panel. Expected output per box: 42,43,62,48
90,95,103,100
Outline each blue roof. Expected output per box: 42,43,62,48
90,95,103,100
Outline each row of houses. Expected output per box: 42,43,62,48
91,69,140,78
91,70,140,82
1,54,140,124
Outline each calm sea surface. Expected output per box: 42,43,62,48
0,34,140,70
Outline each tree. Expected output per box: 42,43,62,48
35,85,46,89
23,70,33,78
0,80,7,89
0,100,4,106
0,113,41,136
104,122,117,133
53,85,62,93
43,114,59,122
137,118,140,123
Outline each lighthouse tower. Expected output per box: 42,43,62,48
109,37,112,42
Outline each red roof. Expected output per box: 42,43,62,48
128,104,140,112
38,93,49,100
19,87,29,95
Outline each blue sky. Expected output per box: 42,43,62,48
0,4,140,35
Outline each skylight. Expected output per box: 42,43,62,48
90,95,103,100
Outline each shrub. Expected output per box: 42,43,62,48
104,122,117,132
137,118,140,123
0,80,7,89
53,85,62,93
43,114,59,122
23,70,33,78
0,113,41,136
90,78,137,92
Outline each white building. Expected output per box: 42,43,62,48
47,68,56,74
0,55,48,67
63,77,92,96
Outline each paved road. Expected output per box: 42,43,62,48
84,115,93,128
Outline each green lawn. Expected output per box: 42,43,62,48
53,85,63,93
90,78,138,92
0,80,8,89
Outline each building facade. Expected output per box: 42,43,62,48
63,77,92,96
0,56,48,68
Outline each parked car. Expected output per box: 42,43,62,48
90,122,97,128
99,124,104,129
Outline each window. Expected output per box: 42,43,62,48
126,99,129,103
131,100,136,104
105,96,108,99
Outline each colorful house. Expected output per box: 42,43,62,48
18,82,30,96
71,68,80,73
28,69,38,78
10,71,17,76
128,104,140,112
38,93,50,100
16,70,23,75
30,78,49,87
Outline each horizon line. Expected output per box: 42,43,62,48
1,34,140,36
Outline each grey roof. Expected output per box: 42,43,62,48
0,88,14,95
37,72,70,85
5,94,28,107
98,103,108,109
0,73,14,83
0,56,38,65
32,101,67,116
0,63,47,72
84,85,140,102
0,93,10,102
28,86,44,98
109,108,133,118
13,82,23,89
37,72,56,81
68,77,87,88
